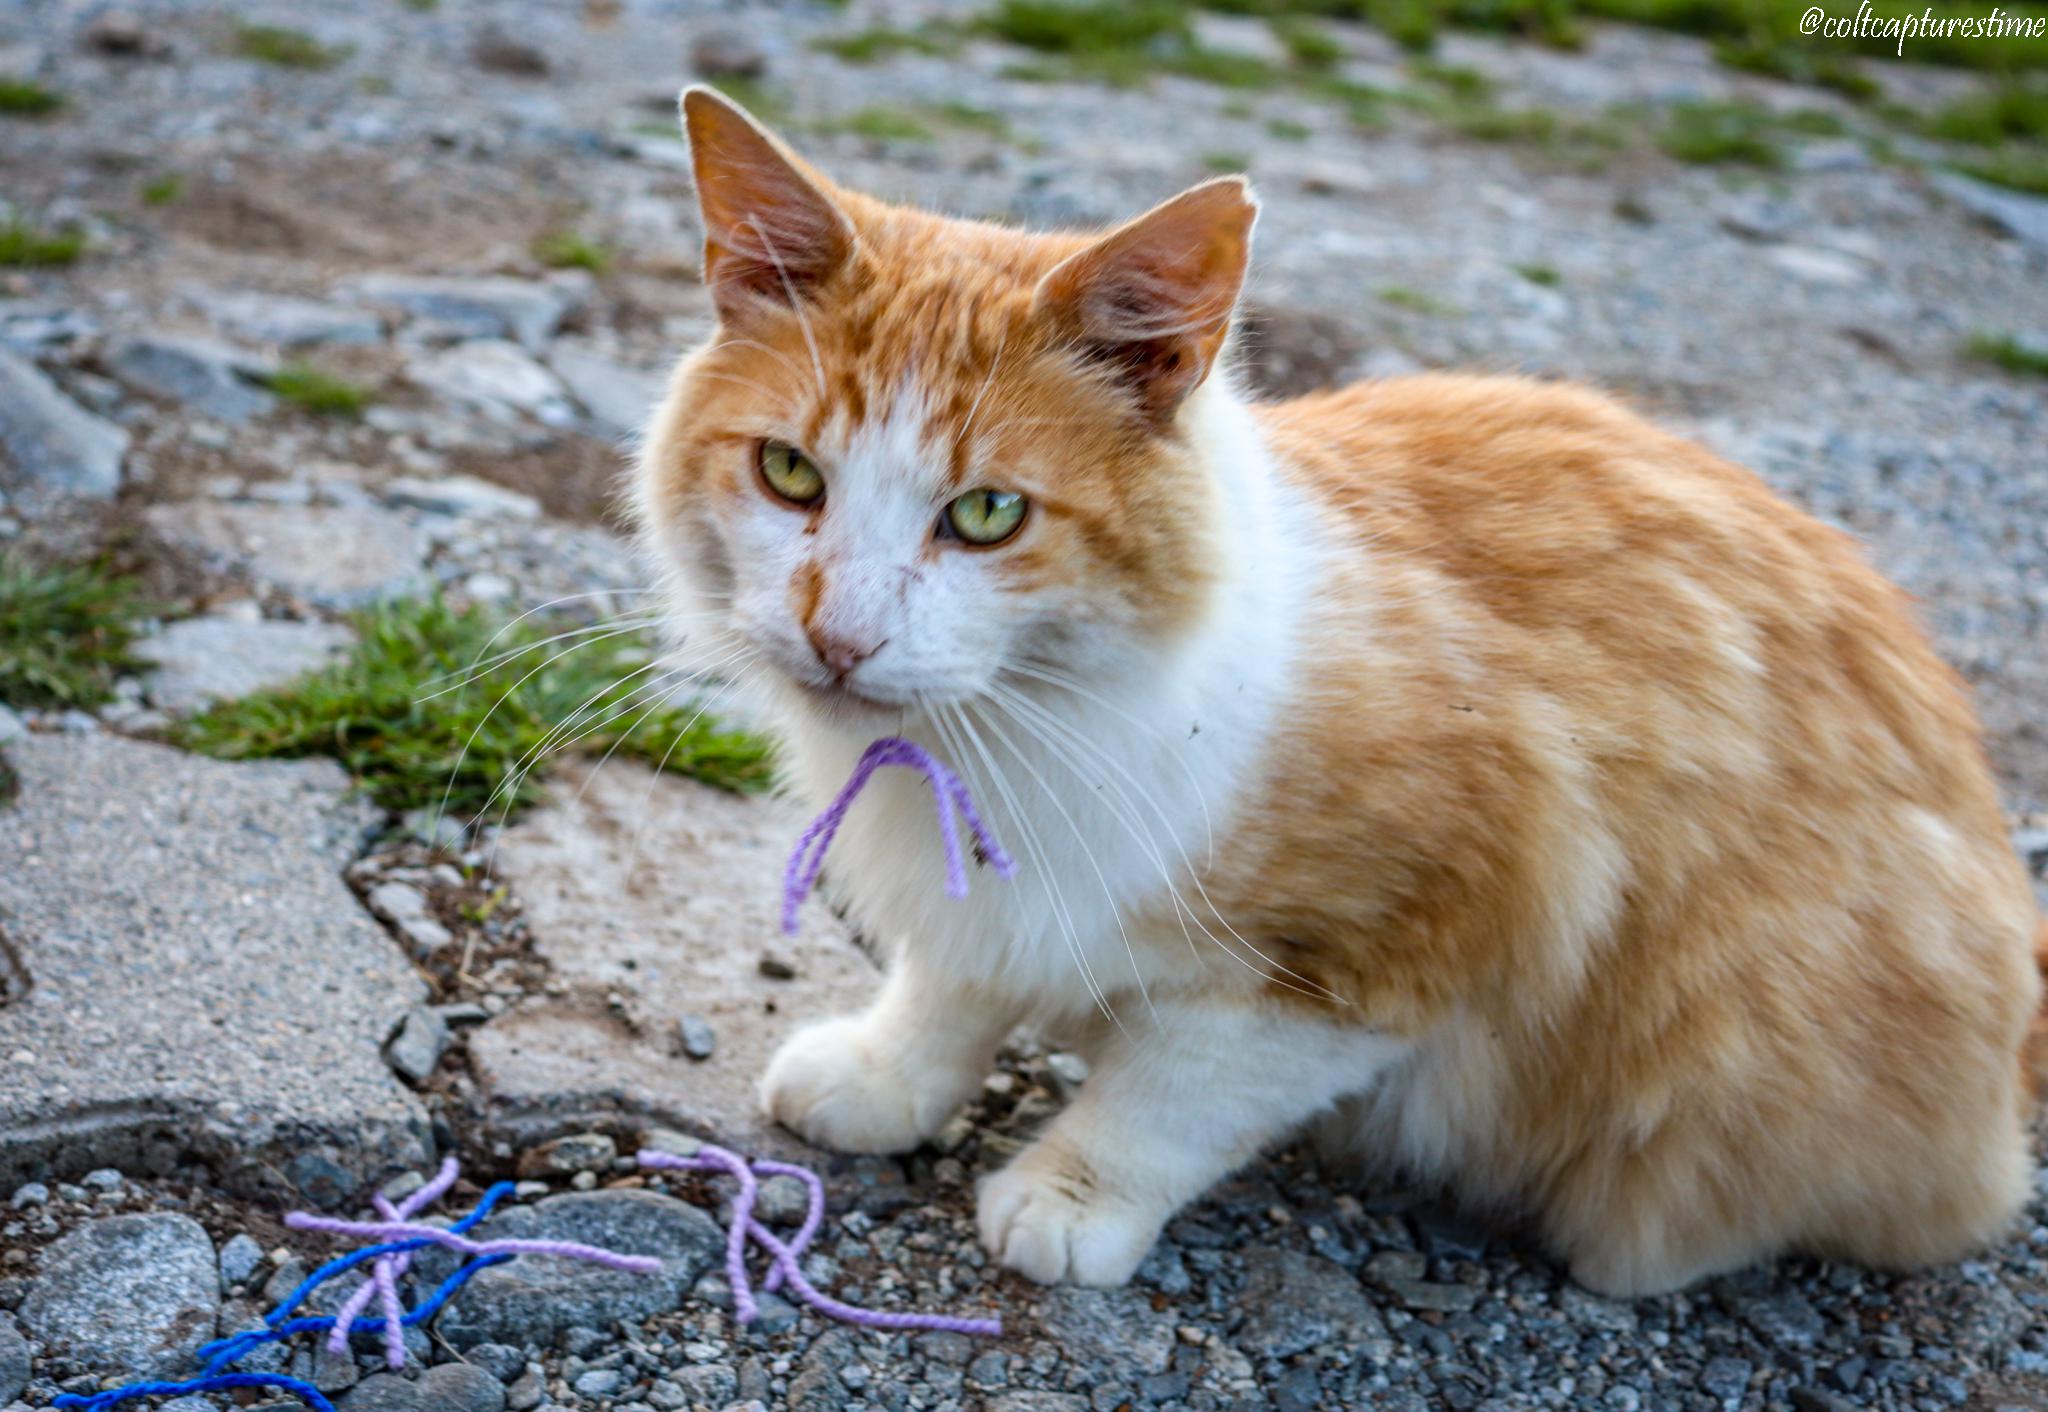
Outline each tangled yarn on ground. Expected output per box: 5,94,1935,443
782,735,1016,935
53,1146,999,1411
639,1144,1002,1336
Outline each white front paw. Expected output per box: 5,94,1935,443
977,1146,1163,1286
760,1016,964,1154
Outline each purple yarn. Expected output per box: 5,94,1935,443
284,1210,668,1274
323,1157,461,1368
782,736,1016,935
638,1145,1002,1337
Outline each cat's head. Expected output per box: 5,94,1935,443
637,87,1258,722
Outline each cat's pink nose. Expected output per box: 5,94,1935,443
807,628,881,679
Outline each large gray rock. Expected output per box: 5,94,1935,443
0,734,430,1198
547,345,666,440
349,274,579,349
104,333,277,424
0,346,128,500
132,610,353,713
433,1189,722,1347
1034,1286,1176,1376
469,761,877,1154
199,290,383,347
407,340,573,423
142,501,429,609
0,1317,25,1403
416,1360,508,1412
18,1212,219,1378
1233,1247,1387,1360
1934,172,2048,250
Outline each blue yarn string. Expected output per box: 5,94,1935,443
65,1179,519,1410
52,1371,337,1412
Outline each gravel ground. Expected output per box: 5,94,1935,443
2,0,2047,1409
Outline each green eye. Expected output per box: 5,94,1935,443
944,488,1027,545
759,442,824,505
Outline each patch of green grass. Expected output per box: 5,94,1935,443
0,220,84,267
172,596,773,816
1513,262,1562,285
400,0,438,10
1410,58,1495,100
812,25,961,61
1203,149,1253,171
1967,331,2048,376
258,363,371,416
1713,39,1877,100
1267,115,1315,138
977,0,2047,88
0,556,152,709
1952,147,2048,191
533,230,615,273
1379,284,1458,315
0,77,62,115
1273,17,1345,67
1925,83,2048,142
815,105,940,141
141,172,185,206
926,100,1014,136
1657,99,1784,165
232,23,351,70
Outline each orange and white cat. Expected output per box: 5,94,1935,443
637,87,2047,1295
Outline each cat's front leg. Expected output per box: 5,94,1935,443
979,998,1406,1285
761,959,1018,1154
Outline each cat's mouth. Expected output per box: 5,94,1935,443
791,674,906,718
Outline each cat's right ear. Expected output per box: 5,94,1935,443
680,86,855,325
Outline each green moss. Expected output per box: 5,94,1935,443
1273,17,1345,67
1967,331,2048,375
1926,83,2048,141
172,596,773,816
1379,284,1458,314
232,23,351,70
0,221,84,267
1267,115,1315,138
533,230,615,273
1202,149,1253,171
0,77,62,115
1968,331,2048,376
1952,148,2048,191
1410,59,1495,100
1657,100,1784,165
0,556,152,709
141,172,185,206
258,364,371,416
812,26,961,61
816,106,940,141
927,100,1014,135
1513,262,1562,285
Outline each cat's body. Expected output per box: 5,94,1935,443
640,88,2046,1295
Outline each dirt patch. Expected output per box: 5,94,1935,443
447,433,631,527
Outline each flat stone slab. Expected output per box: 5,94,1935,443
133,609,353,712
144,500,429,609
0,346,127,501
18,1212,219,1378
0,734,430,1201
470,761,877,1154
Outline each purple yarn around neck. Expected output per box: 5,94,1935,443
639,1145,1002,1337
782,736,1017,935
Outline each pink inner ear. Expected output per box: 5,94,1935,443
1039,180,1256,421
684,90,855,320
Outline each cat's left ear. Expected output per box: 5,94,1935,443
1034,177,1258,424
680,85,857,325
